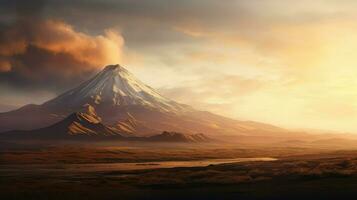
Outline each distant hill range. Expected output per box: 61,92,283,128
1,104,211,143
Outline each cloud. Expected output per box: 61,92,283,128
159,74,267,110
2,0,357,132
0,19,124,91
0,59,11,72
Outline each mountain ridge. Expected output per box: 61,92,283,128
0,105,212,143
0,64,285,137
43,64,191,114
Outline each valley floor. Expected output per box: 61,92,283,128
2,142,357,199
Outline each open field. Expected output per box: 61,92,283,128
2,142,357,199
0,143,329,164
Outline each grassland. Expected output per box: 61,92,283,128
2,142,357,199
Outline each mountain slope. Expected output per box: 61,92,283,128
1,105,212,142
43,64,191,113
0,104,63,132
0,64,285,137
0,103,18,112
1,104,124,139
113,112,158,136
148,131,211,143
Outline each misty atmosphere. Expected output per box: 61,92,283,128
2,0,357,199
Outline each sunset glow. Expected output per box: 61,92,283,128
2,0,357,132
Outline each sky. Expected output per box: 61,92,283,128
1,0,357,133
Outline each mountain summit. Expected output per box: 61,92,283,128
0,64,283,136
43,64,189,113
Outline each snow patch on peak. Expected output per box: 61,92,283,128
44,64,191,113
103,64,125,71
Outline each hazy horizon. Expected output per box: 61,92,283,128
2,0,357,133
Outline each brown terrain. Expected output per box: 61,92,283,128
2,65,357,199
2,142,357,199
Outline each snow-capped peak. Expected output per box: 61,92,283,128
43,64,189,113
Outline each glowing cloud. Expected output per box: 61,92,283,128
0,19,124,81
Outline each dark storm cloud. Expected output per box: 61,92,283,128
0,19,124,91
1,0,353,97
0,0,206,92
22,0,253,48
0,0,305,94
0,0,125,92
27,0,344,52
14,0,46,18
0,0,46,23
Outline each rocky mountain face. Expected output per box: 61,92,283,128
0,64,284,138
43,64,190,114
148,131,211,143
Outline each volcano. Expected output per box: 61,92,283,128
0,64,284,138
44,65,191,114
